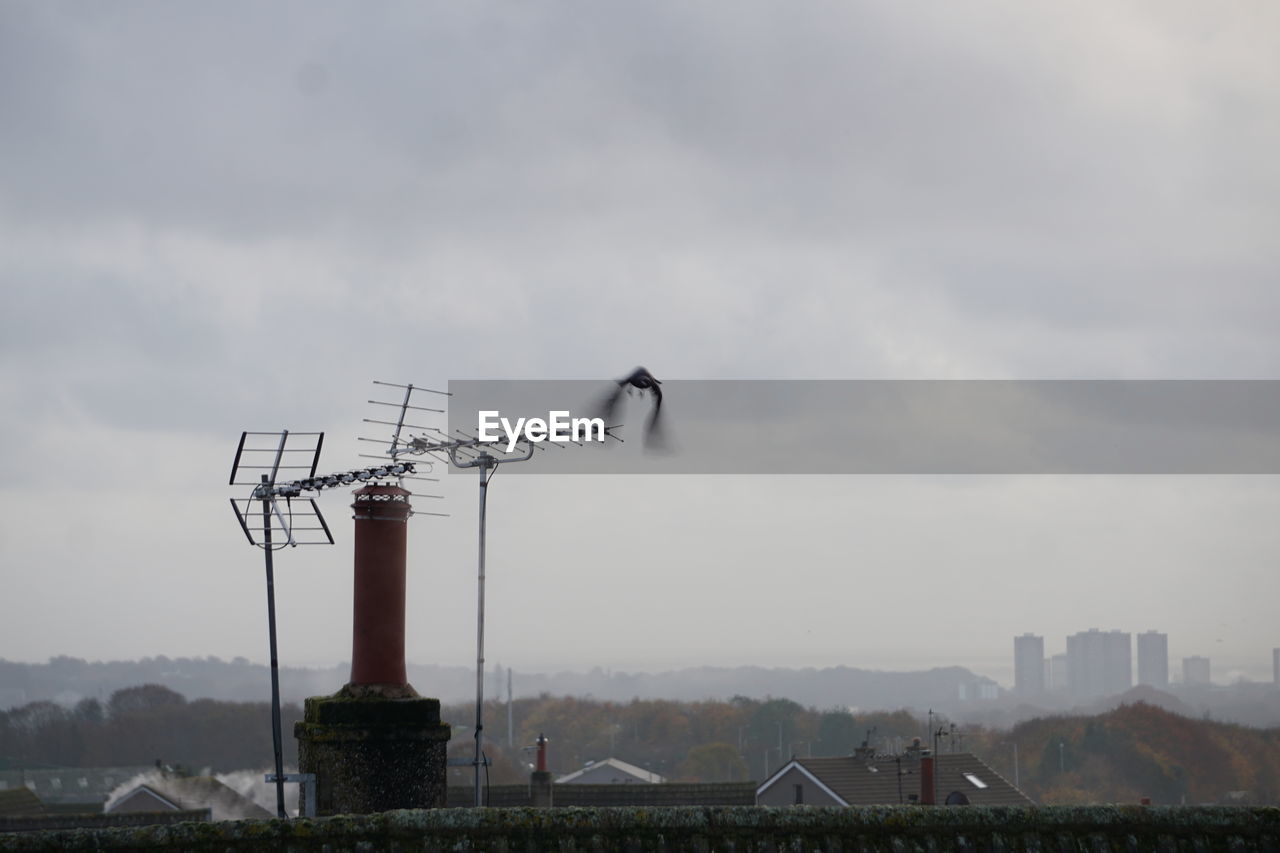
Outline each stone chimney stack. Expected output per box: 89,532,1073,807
295,484,450,815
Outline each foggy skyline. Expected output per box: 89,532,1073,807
1,3,1278,688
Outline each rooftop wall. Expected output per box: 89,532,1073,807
1,805,1277,852
0,809,207,835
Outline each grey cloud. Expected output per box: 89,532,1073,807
3,2,1271,245
1,2,1278,674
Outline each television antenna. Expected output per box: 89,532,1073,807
229,430,415,818
362,380,619,807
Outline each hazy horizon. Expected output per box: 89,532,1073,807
6,649,1275,693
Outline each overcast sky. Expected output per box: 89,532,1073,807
2,2,1277,689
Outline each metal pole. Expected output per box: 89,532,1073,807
1012,742,1019,788
473,453,493,807
261,476,287,819
442,439,532,808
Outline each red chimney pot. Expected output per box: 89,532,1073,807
349,484,412,687
920,755,935,805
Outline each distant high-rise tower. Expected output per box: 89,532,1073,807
1014,634,1045,696
1136,631,1169,688
1048,654,1069,691
1066,629,1132,699
1274,648,1279,686
1182,656,1211,686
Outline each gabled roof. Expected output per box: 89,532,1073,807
109,776,272,821
758,753,1032,806
114,786,183,812
556,758,666,784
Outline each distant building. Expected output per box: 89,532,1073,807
108,776,271,822
756,750,1032,807
446,782,756,807
1182,656,1211,686
1066,629,1131,699
1136,631,1169,688
958,680,1000,701
1047,654,1069,691
1274,648,1279,685
1013,634,1045,696
555,758,665,785
0,765,153,812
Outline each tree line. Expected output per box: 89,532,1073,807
451,695,1280,804
3,685,1277,804
0,684,301,772
443,694,922,787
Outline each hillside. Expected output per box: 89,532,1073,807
964,702,1280,805
0,656,996,712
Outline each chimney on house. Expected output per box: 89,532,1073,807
295,484,451,815
349,484,412,687
531,733,553,807
920,754,936,805
536,733,549,773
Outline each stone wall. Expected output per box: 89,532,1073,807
1,805,1277,852
0,809,208,834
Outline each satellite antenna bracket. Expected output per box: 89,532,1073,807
228,429,416,818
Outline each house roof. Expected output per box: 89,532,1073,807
447,782,757,808
114,786,183,812
0,765,155,805
0,786,47,817
556,758,666,784
758,753,1032,807
110,776,272,821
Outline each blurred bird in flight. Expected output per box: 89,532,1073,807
597,367,666,450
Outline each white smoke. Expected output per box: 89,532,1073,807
103,768,165,812
215,768,298,818
102,766,298,819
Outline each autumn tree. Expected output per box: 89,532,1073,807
678,742,748,782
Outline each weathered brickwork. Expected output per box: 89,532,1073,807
295,691,451,815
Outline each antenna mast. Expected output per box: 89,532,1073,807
365,382,533,807
363,380,618,807
230,430,415,817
